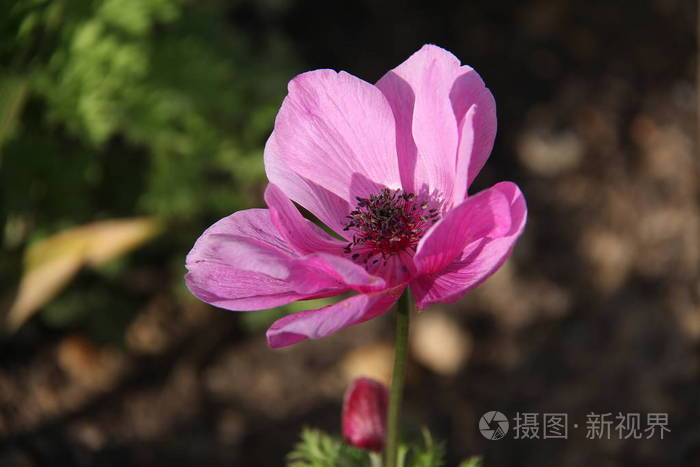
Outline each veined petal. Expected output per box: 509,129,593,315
266,287,404,348
264,183,346,255
411,182,527,309
291,253,386,294
265,133,351,237
271,69,401,203
450,69,497,202
185,263,340,311
376,44,462,202
414,182,515,276
185,209,345,311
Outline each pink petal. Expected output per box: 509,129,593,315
291,253,387,294
410,182,527,310
185,209,386,311
191,208,295,255
265,133,351,237
186,264,339,311
376,44,462,201
450,69,497,202
271,69,401,204
185,209,344,311
266,287,404,348
414,182,514,276
264,183,345,255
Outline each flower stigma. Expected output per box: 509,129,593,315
343,188,440,265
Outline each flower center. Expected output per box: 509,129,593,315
343,188,439,265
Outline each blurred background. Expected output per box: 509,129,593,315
0,0,697,466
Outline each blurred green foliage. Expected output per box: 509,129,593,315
287,428,481,467
288,428,371,467
1,0,296,339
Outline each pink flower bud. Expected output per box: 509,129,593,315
342,377,389,452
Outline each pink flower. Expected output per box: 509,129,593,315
185,44,527,348
342,377,388,452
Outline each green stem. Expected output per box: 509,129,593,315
385,289,411,467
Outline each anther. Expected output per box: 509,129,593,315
343,188,440,261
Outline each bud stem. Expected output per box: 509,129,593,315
385,289,411,467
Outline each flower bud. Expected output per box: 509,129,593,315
342,377,389,452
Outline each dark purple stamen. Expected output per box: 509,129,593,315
342,188,439,263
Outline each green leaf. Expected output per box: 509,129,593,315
287,427,481,467
287,428,369,467
406,428,446,467
456,456,482,467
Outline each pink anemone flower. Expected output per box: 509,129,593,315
185,44,527,349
